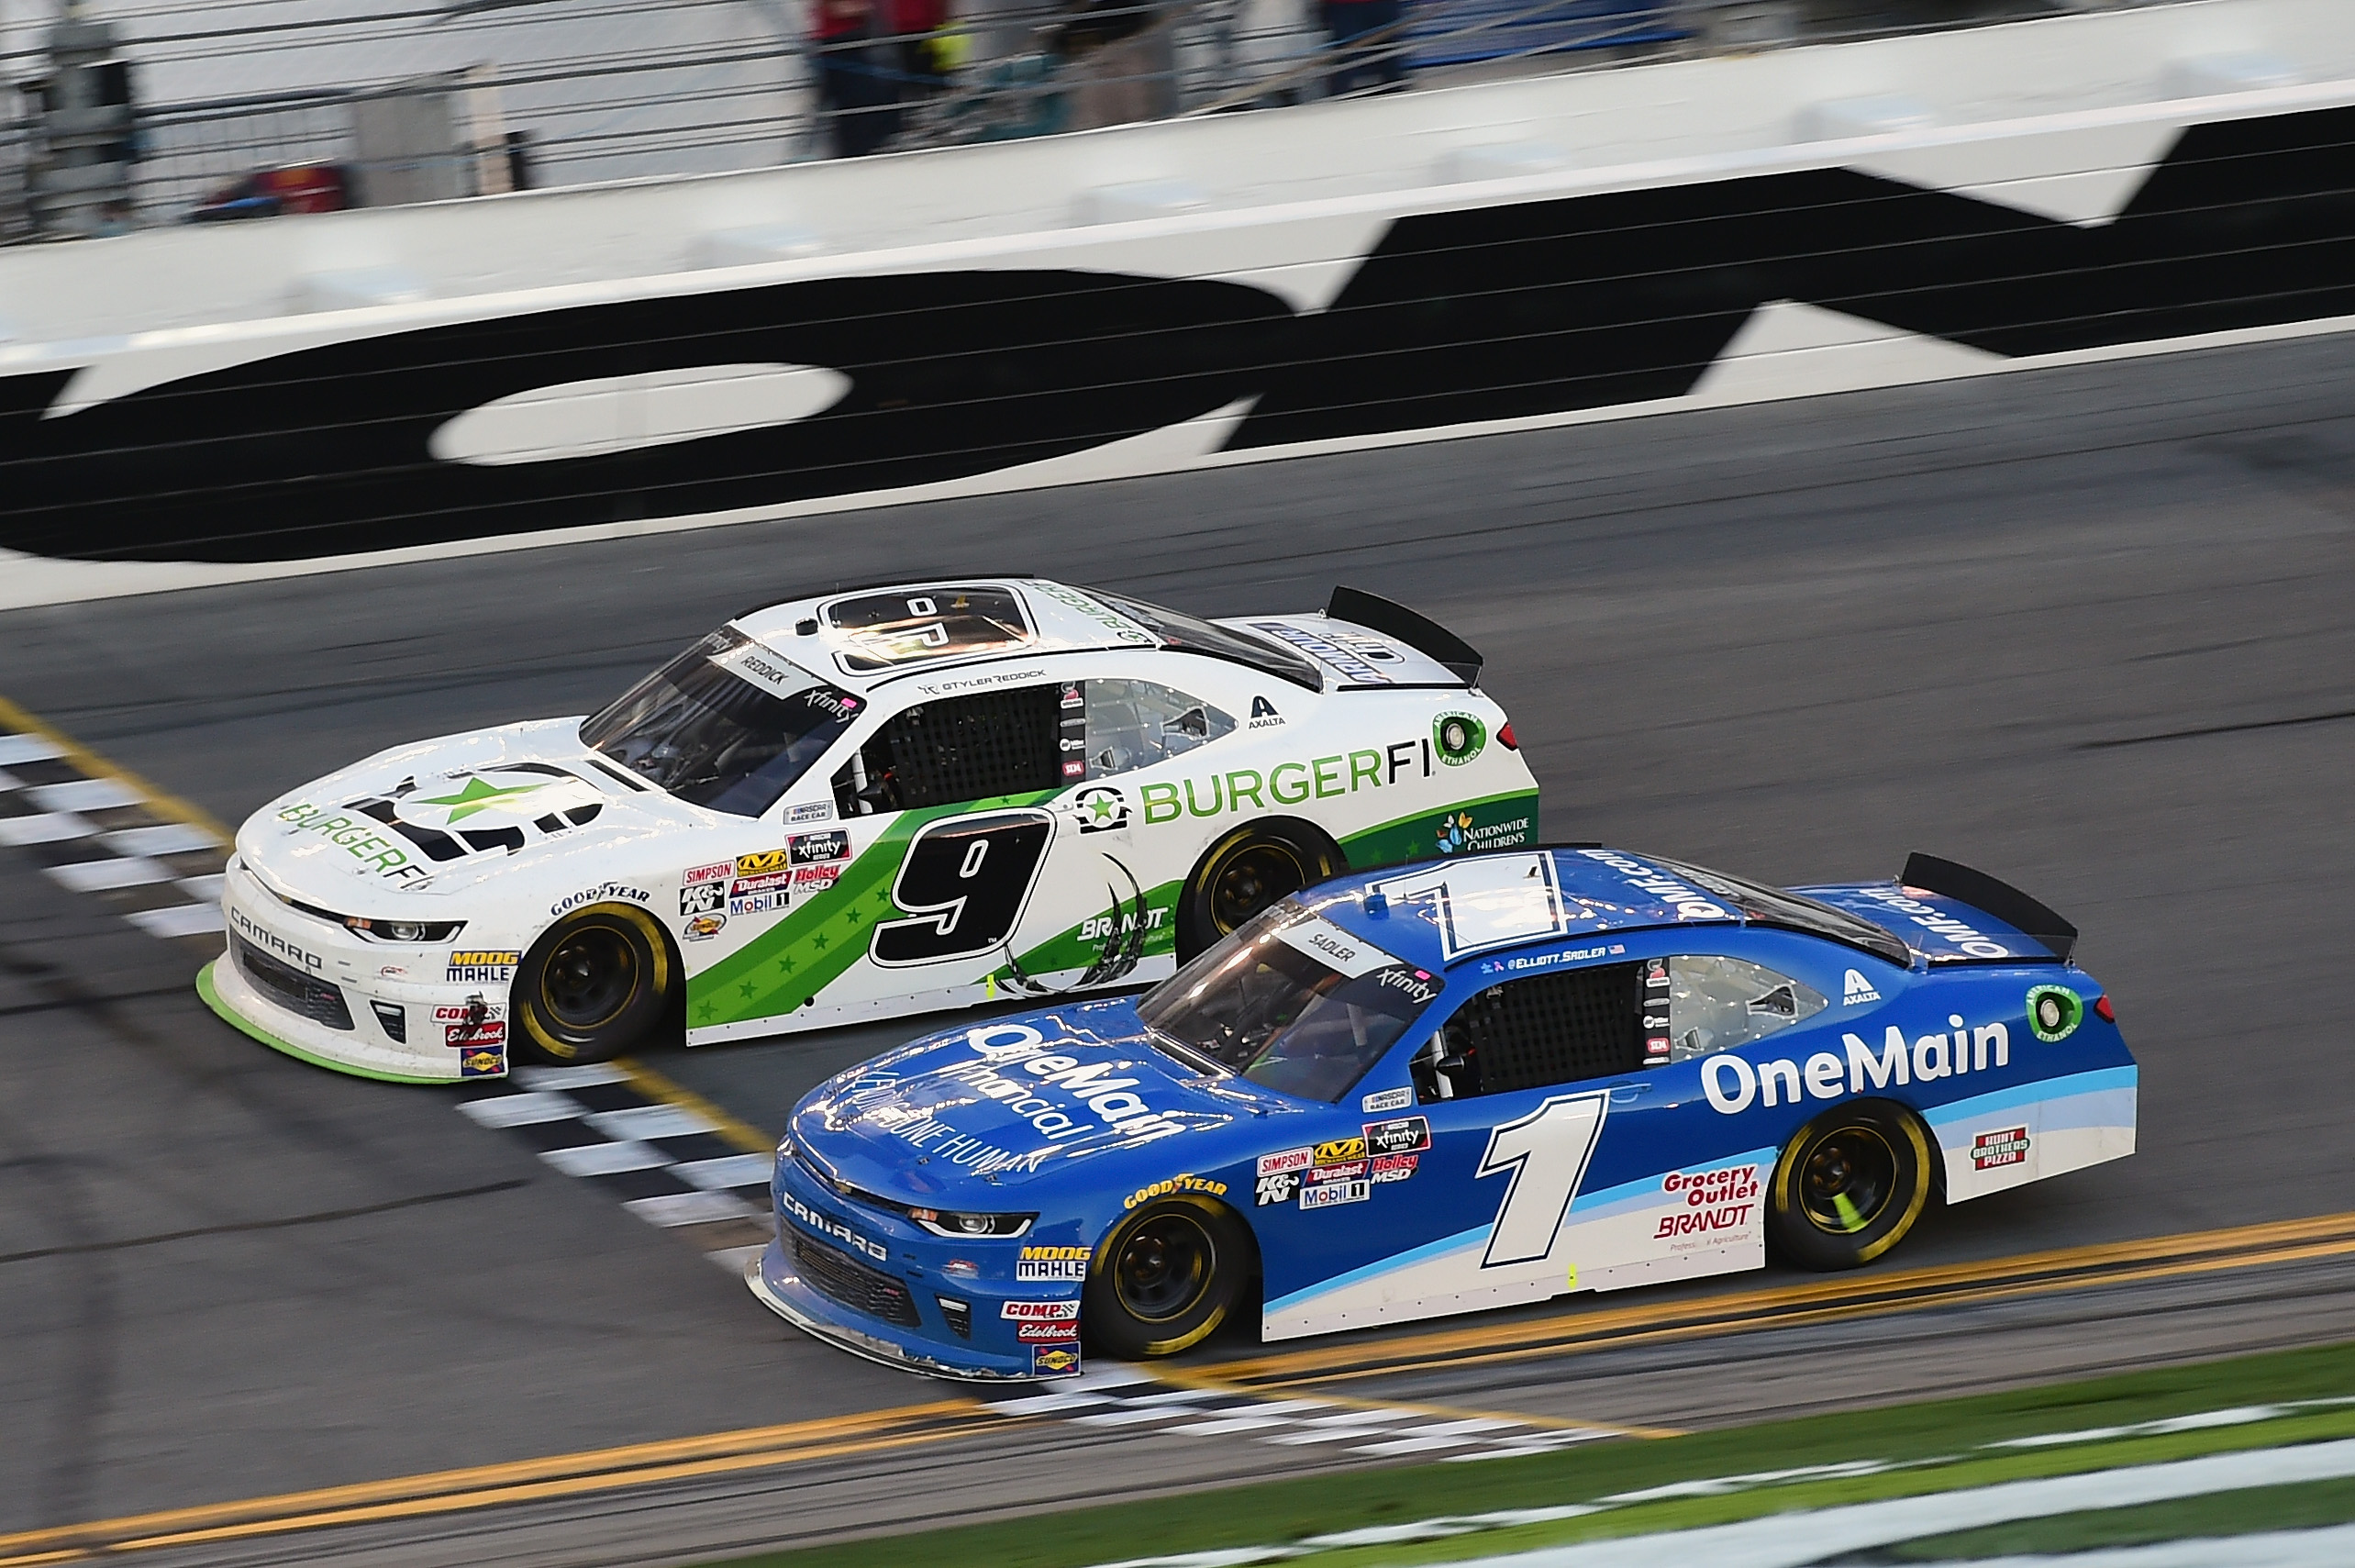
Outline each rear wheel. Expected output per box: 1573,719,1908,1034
1083,1199,1251,1359
1766,1102,1932,1270
1176,823,1341,961
513,904,672,1064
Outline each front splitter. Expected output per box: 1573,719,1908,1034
197,958,458,1085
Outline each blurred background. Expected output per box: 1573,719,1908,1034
3,0,2155,237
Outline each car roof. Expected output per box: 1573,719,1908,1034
730,578,1165,694
1299,847,1744,973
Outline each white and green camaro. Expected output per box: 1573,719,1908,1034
200,579,1539,1082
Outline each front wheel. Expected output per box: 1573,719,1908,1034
1176,823,1341,961
513,904,672,1065
1083,1199,1252,1359
1766,1102,1932,1270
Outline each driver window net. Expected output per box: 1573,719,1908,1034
876,684,1061,809
1440,962,1643,1095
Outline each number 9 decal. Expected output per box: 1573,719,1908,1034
871,810,1056,966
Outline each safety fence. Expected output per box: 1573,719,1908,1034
0,0,2181,232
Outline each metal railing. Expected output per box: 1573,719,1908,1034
0,0,2166,236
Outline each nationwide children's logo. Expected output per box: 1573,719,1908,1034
1436,812,1472,853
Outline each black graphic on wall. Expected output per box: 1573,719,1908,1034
4,106,2353,564
0,272,1293,564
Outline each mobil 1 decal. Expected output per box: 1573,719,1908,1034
8,106,2355,563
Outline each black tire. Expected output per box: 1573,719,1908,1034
513,903,672,1065
1176,822,1342,961
1083,1198,1251,1359
1766,1102,1933,1271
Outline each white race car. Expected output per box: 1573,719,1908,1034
200,580,1540,1083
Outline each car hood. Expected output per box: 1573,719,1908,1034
238,717,706,906
792,998,1269,1203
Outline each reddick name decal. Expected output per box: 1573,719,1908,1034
6,106,2354,564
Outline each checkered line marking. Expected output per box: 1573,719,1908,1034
984,1366,1619,1461
0,727,228,941
457,1064,778,1270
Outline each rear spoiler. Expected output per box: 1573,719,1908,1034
1327,586,1483,684
1901,853,2078,963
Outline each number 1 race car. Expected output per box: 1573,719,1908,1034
749,846,2135,1379
199,580,1539,1082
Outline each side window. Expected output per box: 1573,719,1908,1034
1643,955,1827,1066
1416,962,1644,1102
832,684,1061,816
1073,680,1234,780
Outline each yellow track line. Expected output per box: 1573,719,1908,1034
1196,1208,2355,1386
0,693,233,847
615,1056,777,1155
0,1401,981,1563
6,1211,2353,1563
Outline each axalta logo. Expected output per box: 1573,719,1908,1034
1702,1021,2012,1115
1574,850,1729,920
778,1189,888,1263
1854,886,2017,960
1842,970,1883,1006
1123,1174,1228,1210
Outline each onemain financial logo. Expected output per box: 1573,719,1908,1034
1703,1021,2012,1115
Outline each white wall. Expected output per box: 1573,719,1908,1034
0,0,2348,345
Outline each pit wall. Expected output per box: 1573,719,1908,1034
4,0,2353,604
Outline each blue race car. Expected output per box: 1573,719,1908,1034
748,845,2135,1379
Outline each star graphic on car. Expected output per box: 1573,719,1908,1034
1088,795,1117,823
416,775,547,822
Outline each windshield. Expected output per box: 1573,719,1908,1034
1650,855,1913,968
1086,590,1323,691
581,628,864,817
1137,898,1444,1102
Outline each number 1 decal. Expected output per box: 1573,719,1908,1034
871,809,1055,967
1477,1091,1609,1268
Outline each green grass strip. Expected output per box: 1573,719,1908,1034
1877,1473,2355,1561
691,1340,2355,1568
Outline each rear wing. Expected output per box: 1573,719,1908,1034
1327,586,1483,684
1901,853,2078,963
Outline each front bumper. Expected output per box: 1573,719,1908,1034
202,864,513,1084
747,1154,1083,1382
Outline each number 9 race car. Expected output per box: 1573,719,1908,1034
198,579,1539,1082
749,846,2135,1379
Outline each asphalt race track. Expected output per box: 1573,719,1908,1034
4,331,2354,1565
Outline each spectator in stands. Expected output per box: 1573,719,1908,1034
894,0,954,99
813,0,902,157
1322,0,1407,97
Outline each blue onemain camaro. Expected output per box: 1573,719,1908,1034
748,846,2135,1379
